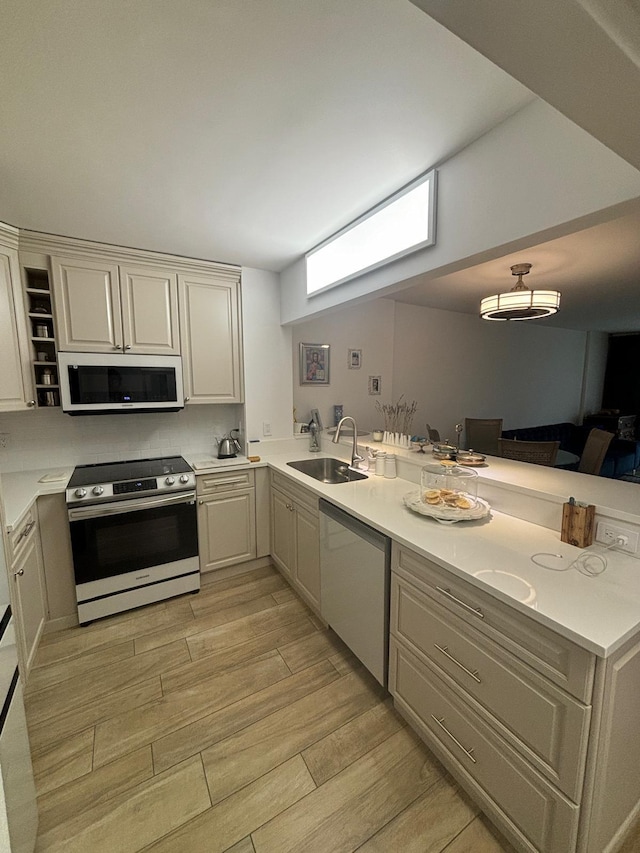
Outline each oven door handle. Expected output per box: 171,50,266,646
68,491,196,521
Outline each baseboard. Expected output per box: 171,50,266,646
201,555,273,586
43,614,79,633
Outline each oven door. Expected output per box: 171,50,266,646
68,491,198,584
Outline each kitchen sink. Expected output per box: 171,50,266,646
287,458,368,484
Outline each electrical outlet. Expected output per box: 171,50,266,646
595,522,639,554
262,422,272,437
0,433,10,449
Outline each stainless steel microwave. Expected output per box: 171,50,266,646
58,352,184,415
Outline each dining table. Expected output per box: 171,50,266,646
555,449,580,468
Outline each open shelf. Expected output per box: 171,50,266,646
24,268,59,408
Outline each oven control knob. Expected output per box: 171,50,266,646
74,488,87,499
165,477,175,486
92,486,104,496
179,474,190,484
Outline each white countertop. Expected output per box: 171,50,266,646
263,450,640,658
3,450,640,657
1,467,73,531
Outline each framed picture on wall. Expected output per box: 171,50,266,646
348,349,362,369
300,343,330,385
368,375,381,395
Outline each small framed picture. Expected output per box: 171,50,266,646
300,343,330,385
368,375,381,395
348,349,362,369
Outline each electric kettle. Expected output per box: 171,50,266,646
230,429,242,453
217,435,237,459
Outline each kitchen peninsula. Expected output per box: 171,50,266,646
3,441,640,853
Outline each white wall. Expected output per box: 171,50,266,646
290,297,600,443
279,99,640,324
393,302,589,443
0,404,241,472
241,267,293,442
292,300,396,432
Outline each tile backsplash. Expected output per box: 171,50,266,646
0,405,242,472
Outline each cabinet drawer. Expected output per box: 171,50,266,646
390,640,579,853
270,470,318,516
8,507,37,562
393,543,595,703
197,469,254,495
392,574,590,801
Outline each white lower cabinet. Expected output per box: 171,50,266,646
390,542,640,853
390,640,579,852
8,507,46,681
269,471,320,613
392,572,590,801
197,470,256,572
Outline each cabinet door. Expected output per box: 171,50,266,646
0,242,33,411
198,489,256,572
270,488,294,578
12,536,46,679
52,256,122,352
295,505,320,610
120,265,180,355
179,273,243,403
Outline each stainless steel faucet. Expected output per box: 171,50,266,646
333,415,364,469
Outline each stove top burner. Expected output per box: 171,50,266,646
67,456,191,488
66,456,196,506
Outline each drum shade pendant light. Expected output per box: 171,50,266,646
480,263,560,321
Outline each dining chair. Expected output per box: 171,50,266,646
498,438,560,466
464,418,503,456
426,423,441,443
577,428,615,475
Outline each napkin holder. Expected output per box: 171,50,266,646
561,501,595,548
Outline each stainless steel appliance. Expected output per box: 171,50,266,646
217,435,237,459
66,456,198,624
58,352,184,415
319,499,391,686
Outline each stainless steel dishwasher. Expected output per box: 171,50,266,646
319,499,391,687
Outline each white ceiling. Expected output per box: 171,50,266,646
0,0,531,270
1,1,639,333
392,201,640,333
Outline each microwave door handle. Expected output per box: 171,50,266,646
68,491,196,521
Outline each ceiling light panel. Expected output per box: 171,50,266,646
306,170,437,296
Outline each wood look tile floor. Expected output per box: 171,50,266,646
25,565,519,853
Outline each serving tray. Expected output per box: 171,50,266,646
403,490,491,524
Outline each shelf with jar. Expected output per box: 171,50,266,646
23,268,60,408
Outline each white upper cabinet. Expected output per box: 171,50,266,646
179,272,243,403
52,257,180,355
52,257,121,352
0,223,35,411
120,266,180,354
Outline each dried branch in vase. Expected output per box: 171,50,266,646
375,396,418,435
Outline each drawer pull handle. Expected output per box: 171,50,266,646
16,520,36,542
431,715,477,764
436,586,484,619
434,644,481,683
209,477,247,487
14,568,24,577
